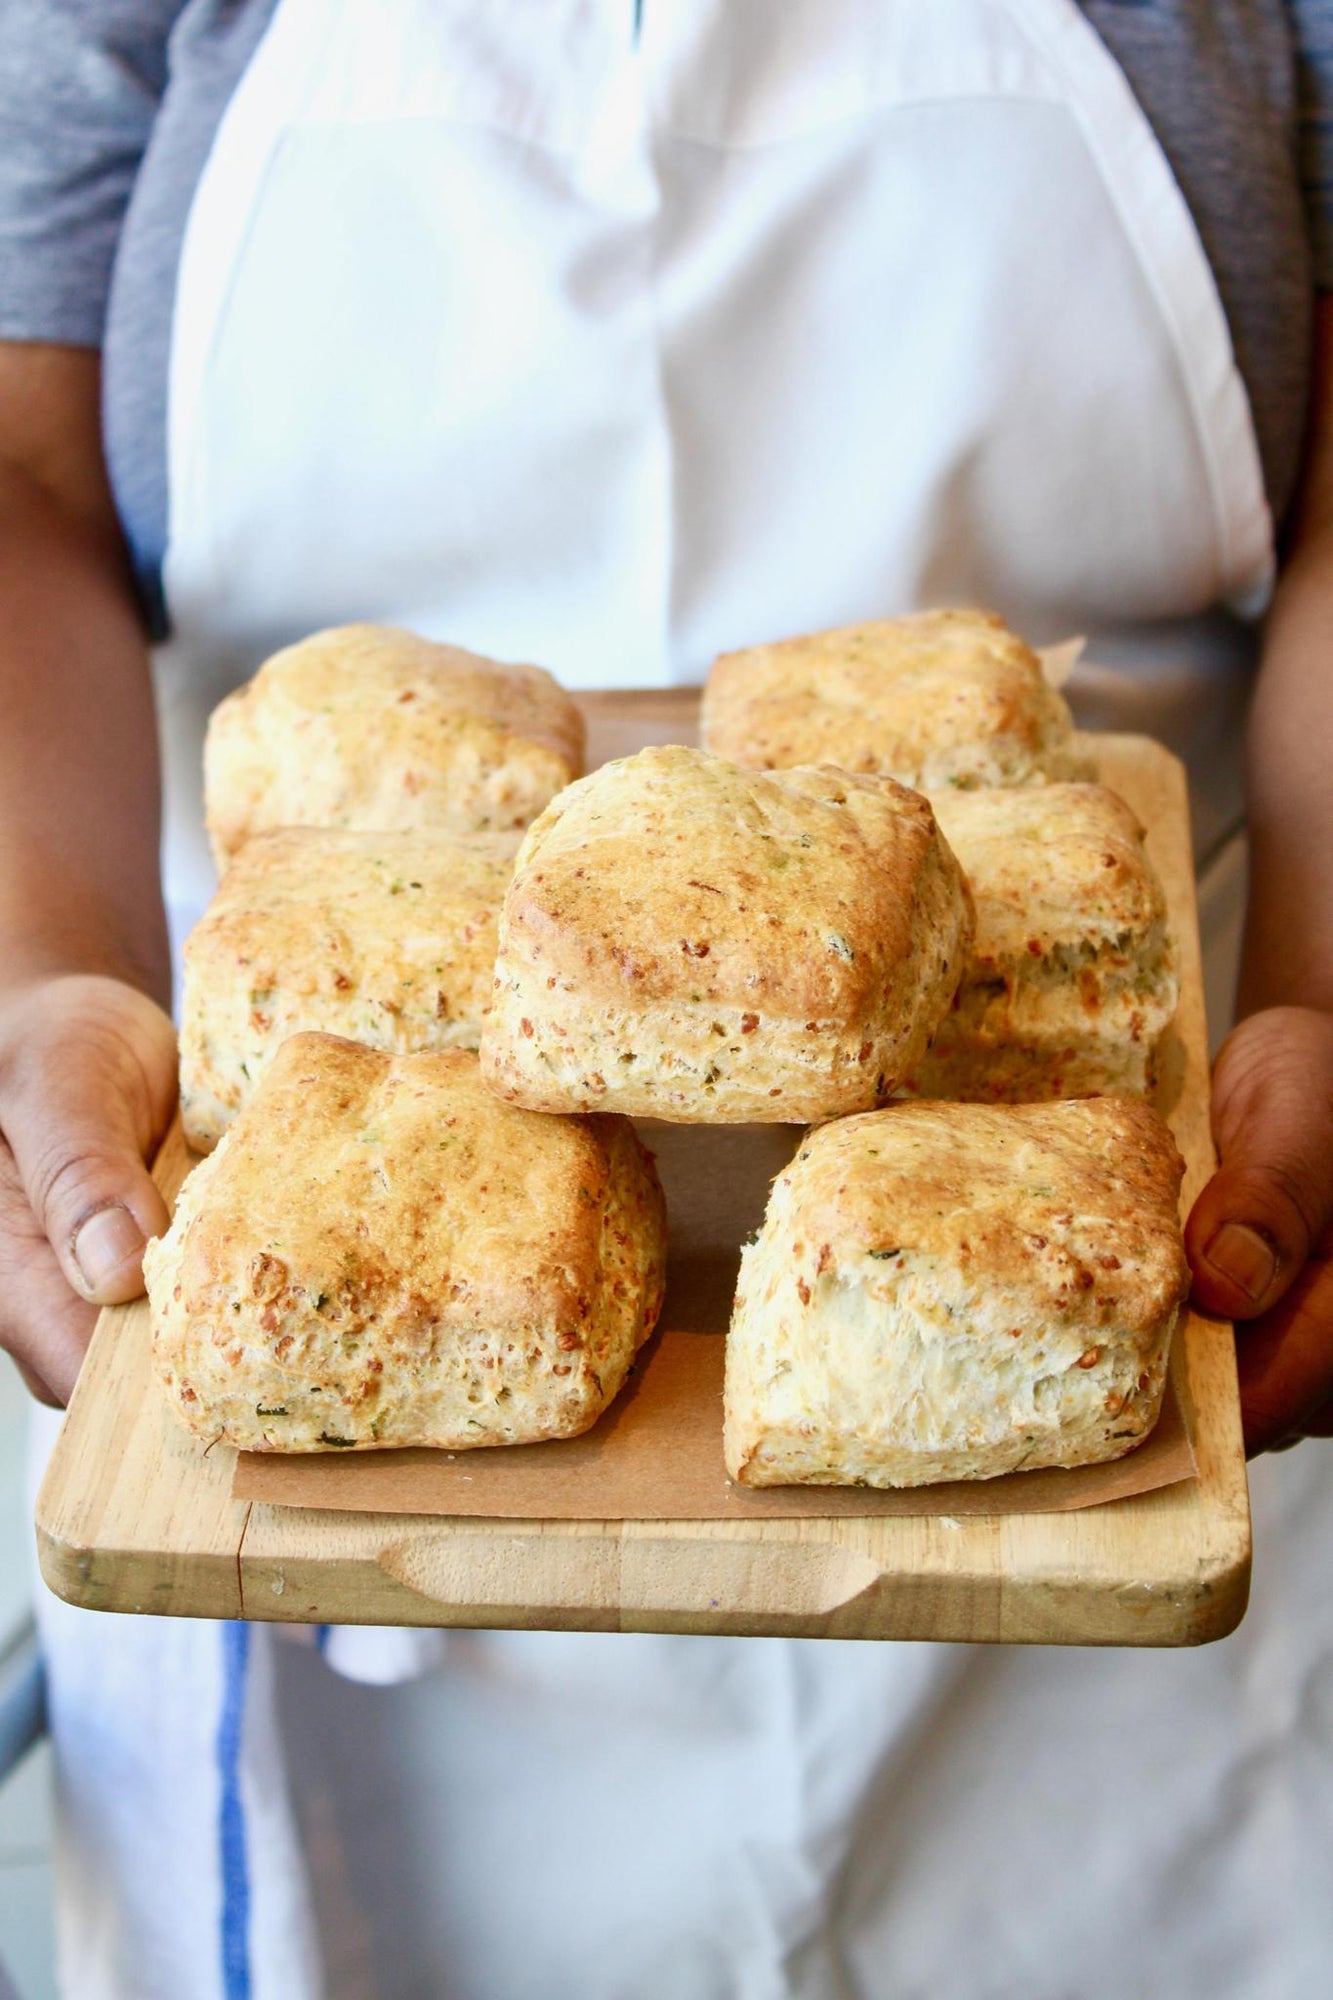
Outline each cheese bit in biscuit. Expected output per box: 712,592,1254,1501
179,825,520,1152
480,745,974,1124
702,607,1091,789
724,1096,1188,1489
204,622,585,868
902,783,1179,1102
147,1037,667,1453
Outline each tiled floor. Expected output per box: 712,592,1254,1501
0,1359,56,2000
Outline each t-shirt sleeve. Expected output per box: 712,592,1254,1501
0,1,182,346
1291,0,1333,287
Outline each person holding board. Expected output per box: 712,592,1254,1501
1,4,1330,1994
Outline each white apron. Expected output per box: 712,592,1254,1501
37,3,1333,1996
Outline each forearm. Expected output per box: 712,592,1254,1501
0,349,177,1397
1239,531,1333,1016
0,461,169,1006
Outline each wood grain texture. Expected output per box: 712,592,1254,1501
34,701,1250,1645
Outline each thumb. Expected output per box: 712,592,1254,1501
1186,1006,1333,1320
0,982,176,1306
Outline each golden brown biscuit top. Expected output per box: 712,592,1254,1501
173,1035,646,1340
501,744,958,1017
927,783,1166,958
230,623,585,769
703,608,1072,773
778,1097,1188,1337
186,827,518,998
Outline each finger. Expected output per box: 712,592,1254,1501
9,1114,169,1307
1235,1251,1333,1455
1266,1392,1333,1450
0,1142,95,1406
1187,1007,1333,1321
12,1358,62,1409
0,1001,174,1307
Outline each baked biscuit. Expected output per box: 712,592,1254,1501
148,1037,667,1453
903,784,1178,1101
701,608,1089,788
180,826,519,1152
205,623,585,868
724,1097,1188,1488
480,745,974,1123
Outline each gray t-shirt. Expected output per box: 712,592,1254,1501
3,0,1333,632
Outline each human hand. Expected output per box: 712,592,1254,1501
1186,1005,1333,1454
0,975,177,1405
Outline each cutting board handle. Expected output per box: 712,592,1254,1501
379,1529,883,1628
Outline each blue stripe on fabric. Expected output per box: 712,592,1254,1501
315,1624,331,1656
217,1621,253,2000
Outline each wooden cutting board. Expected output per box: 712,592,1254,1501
34,697,1250,1645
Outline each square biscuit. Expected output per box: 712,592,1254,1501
205,623,585,868
702,608,1090,789
148,1038,667,1453
903,784,1178,1101
479,745,974,1123
180,826,520,1152
724,1097,1188,1488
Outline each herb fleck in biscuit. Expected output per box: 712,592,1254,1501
480,745,974,1123
702,608,1089,789
205,623,584,868
180,826,519,1151
148,1038,667,1453
724,1096,1188,1488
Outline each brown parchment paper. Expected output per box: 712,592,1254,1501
234,1122,1196,1520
